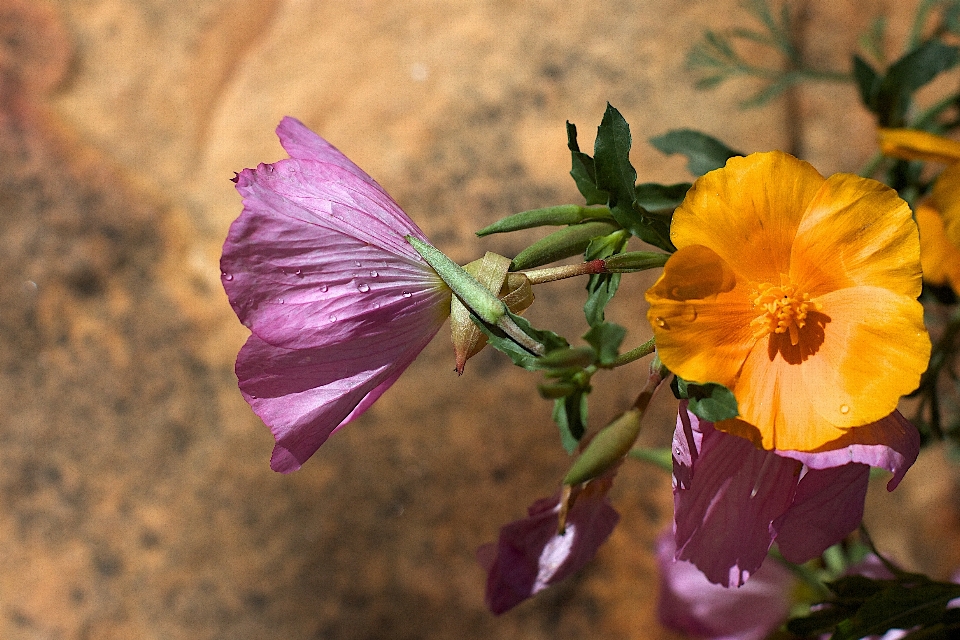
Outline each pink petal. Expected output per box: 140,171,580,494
776,411,920,490
657,530,795,640
237,325,431,472
773,463,870,564
222,157,448,350
222,119,454,471
480,477,619,614
673,405,801,587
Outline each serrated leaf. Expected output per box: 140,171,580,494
741,74,797,107
649,129,743,177
583,323,626,366
566,121,608,205
593,104,645,235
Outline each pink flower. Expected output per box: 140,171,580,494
477,475,620,614
672,402,919,587
656,530,796,640
221,117,451,473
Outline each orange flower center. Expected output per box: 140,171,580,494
750,278,819,346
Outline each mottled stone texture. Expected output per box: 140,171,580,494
0,0,957,638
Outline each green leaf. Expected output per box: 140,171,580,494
510,220,621,270
834,581,960,640
470,310,569,371
583,230,629,326
853,55,881,110
593,104,645,235
553,390,589,453
535,346,597,369
672,377,739,422
583,323,626,366
634,182,691,212
476,204,611,237
566,122,608,205
649,129,743,177
875,40,960,126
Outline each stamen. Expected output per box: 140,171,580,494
750,276,819,345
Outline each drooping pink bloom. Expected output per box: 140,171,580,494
221,117,451,473
477,475,620,614
672,402,919,587
656,529,795,640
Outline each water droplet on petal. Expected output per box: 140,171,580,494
682,306,698,322
840,404,850,415
265,165,275,173
355,261,362,267
401,291,412,298
295,269,303,277
654,317,667,328
277,298,284,304
357,283,370,293
221,272,234,281
319,284,328,292
369,270,378,277
328,314,337,322
674,447,681,456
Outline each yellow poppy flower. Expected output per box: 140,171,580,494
646,151,930,452
879,128,960,290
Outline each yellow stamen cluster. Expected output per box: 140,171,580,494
750,278,818,345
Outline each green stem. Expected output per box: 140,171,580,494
769,548,833,600
520,260,607,284
600,336,657,369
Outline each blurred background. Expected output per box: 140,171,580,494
2,0,959,638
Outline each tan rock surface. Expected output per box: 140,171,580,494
1,0,957,638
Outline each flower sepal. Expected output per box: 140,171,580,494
452,252,535,374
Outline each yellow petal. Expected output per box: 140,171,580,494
646,245,757,389
801,286,930,429
878,128,960,164
791,172,921,298
729,336,849,450
671,151,824,285
916,201,960,292
930,163,960,250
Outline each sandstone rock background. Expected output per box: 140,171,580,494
1,0,958,638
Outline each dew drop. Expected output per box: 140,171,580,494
319,284,328,292
655,317,667,328
265,165,275,173
401,291,412,298
369,270,378,277
354,261,362,267
295,269,303,277
674,447,681,456
357,283,370,293
221,272,234,281
328,314,337,322
277,298,284,304
682,306,698,322
840,404,850,415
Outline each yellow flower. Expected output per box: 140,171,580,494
646,151,931,452
879,128,960,291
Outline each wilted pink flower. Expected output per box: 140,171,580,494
221,117,451,473
672,402,919,587
477,475,620,614
656,529,796,640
